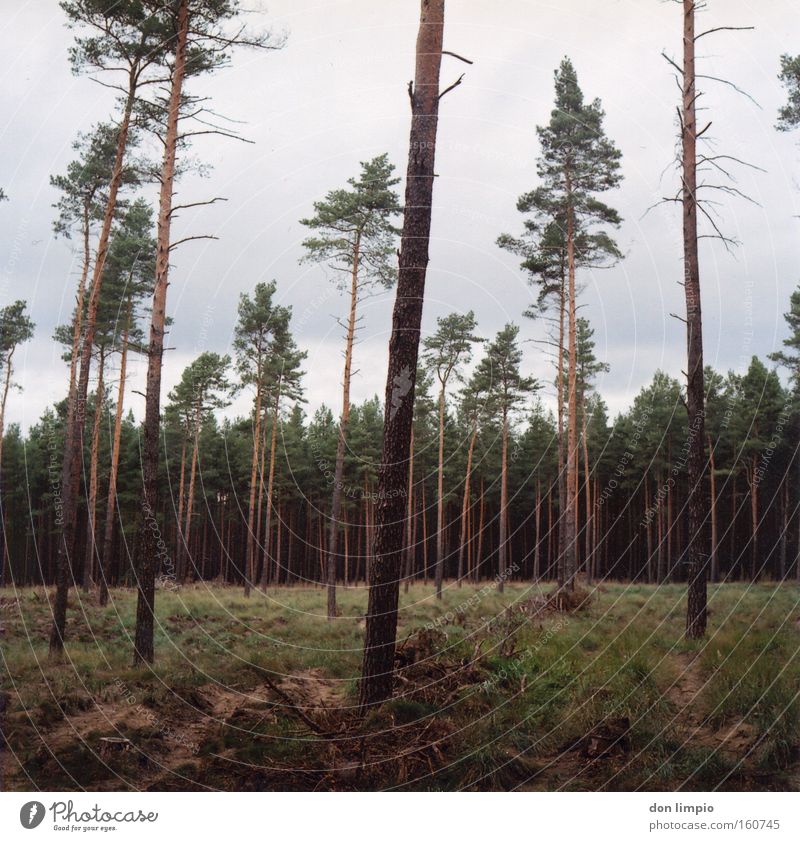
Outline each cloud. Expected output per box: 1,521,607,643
2,0,799,432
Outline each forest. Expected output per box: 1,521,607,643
1,0,800,796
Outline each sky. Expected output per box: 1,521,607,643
1,0,800,433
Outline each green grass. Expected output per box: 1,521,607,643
1,580,798,791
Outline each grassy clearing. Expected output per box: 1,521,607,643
1,580,798,791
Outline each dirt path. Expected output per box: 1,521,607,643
2,668,346,791
667,651,759,761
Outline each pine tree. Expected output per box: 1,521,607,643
474,325,536,592
301,154,400,618
133,0,282,664
168,353,232,582
501,57,622,599
422,311,481,598
728,358,788,581
234,281,294,596
49,0,171,656
770,284,800,580
257,320,306,590
0,301,35,580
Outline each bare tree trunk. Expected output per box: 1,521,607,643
498,410,509,592
457,422,477,585
750,457,759,581
434,385,447,598
476,478,485,582
260,389,281,589
133,0,190,664
582,408,591,582
255,410,268,583
708,434,718,583
244,381,263,596
404,430,415,593
556,277,567,583
592,476,599,580
796,451,800,582
421,483,428,584
779,478,788,580
658,478,665,582
0,347,15,587
182,420,200,582
99,315,130,605
174,435,188,580
326,238,361,617
546,487,553,578
682,0,709,638
645,479,653,583
561,179,579,600
534,478,541,581
359,0,447,711
667,443,673,579
49,73,139,655
82,348,106,591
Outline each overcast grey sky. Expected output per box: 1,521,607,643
2,0,799,433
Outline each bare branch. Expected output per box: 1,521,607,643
438,73,465,100
169,234,219,251
661,50,684,76
696,73,761,108
442,50,473,65
695,25,754,41
169,197,228,216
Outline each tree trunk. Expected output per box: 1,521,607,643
582,407,591,582
667,443,673,579
404,430,415,593
682,0,709,639
99,313,130,605
326,242,360,617
421,483,428,583
561,176,579,598
182,419,200,582
457,422,477,585
244,379,263,596
645,479,654,583
260,389,281,589
476,478,485,582
359,0,446,711
50,74,138,656
133,0,190,665
498,410,509,592
750,456,759,581
0,347,15,587
254,409,268,583
434,384,446,598
174,435,188,580
556,275,567,583
658,479,665,582
82,347,106,591
534,478,541,581
708,434,718,583
780,478,788,580
796,450,800,581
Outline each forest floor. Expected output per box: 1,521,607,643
1,580,799,791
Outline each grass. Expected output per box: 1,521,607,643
1,579,798,791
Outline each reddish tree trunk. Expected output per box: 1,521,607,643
133,0,190,664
